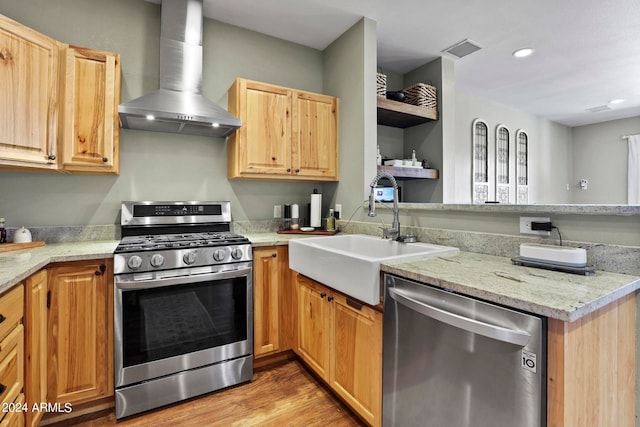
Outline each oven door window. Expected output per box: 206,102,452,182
122,277,247,367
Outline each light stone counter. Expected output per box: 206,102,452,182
0,233,313,295
0,240,120,295
381,251,640,322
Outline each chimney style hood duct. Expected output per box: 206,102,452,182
118,0,241,138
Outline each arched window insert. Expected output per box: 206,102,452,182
495,125,511,203
516,129,529,204
472,119,489,203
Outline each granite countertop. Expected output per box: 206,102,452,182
0,232,310,295
2,235,638,323
0,240,120,294
381,251,640,322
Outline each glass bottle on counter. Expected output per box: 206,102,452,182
0,218,6,243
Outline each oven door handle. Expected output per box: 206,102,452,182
115,266,252,290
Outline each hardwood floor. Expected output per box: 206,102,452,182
67,358,366,427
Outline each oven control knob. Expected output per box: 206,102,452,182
213,249,227,262
150,254,165,268
231,248,243,260
127,255,142,270
183,251,197,265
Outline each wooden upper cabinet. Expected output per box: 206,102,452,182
0,14,60,170
228,78,338,181
59,45,121,174
292,91,338,179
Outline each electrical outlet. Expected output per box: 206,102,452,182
273,205,282,218
579,179,588,190
519,216,551,236
335,203,342,220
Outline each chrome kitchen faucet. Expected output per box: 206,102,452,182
368,172,416,242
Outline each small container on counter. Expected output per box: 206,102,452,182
291,204,300,230
0,218,6,243
326,209,336,231
282,204,291,230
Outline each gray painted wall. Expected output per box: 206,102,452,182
572,116,640,204
0,0,332,227
454,90,574,204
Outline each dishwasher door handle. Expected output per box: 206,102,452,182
388,287,531,347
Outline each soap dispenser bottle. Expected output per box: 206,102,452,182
411,149,417,166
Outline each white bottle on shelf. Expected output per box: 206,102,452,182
411,149,417,166
376,145,382,166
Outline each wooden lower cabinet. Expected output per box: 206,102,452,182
0,285,24,427
295,274,382,427
24,270,47,427
46,260,113,406
547,292,636,427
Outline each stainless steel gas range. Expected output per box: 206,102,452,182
113,201,253,419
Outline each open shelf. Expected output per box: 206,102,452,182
377,97,438,128
377,165,439,180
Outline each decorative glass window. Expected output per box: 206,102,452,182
472,119,489,203
495,125,511,203
516,129,529,204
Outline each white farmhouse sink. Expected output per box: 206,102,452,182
289,234,458,305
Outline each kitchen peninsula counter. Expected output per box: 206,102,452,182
381,251,640,322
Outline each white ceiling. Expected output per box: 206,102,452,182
193,0,640,127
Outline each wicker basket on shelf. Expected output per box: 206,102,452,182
376,72,387,97
403,83,437,111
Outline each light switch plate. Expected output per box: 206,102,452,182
274,205,282,218
519,217,551,236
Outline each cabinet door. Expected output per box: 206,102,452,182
47,260,113,405
24,270,47,427
331,294,382,426
0,15,59,170
296,275,331,381
253,247,281,357
60,46,120,174
228,79,292,178
292,91,338,180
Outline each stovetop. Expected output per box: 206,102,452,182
115,232,250,253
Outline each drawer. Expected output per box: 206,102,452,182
0,393,25,426
0,285,24,342
0,325,24,418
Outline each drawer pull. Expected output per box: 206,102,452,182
0,314,5,324
0,383,5,395
95,264,107,276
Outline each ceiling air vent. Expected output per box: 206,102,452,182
442,39,484,59
586,105,612,113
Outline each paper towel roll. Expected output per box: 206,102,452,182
310,193,322,227
291,204,299,219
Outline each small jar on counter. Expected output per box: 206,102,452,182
0,218,6,243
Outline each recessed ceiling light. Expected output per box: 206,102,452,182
212,122,220,128
146,114,155,121
513,48,535,58
608,98,625,104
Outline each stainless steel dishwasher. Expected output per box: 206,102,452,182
383,273,546,427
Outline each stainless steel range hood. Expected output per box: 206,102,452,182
118,0,241,138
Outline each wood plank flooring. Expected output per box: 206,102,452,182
66,358,366,427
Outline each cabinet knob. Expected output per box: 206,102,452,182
0,314,5,324
272,157,276,161
287,168,291,172
327,296,334,302
295,169,300,173
272,253,277,257
102,157,109,163
48,154,56,161
320,292,326,299
95,264,106,276
0,383,6,395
